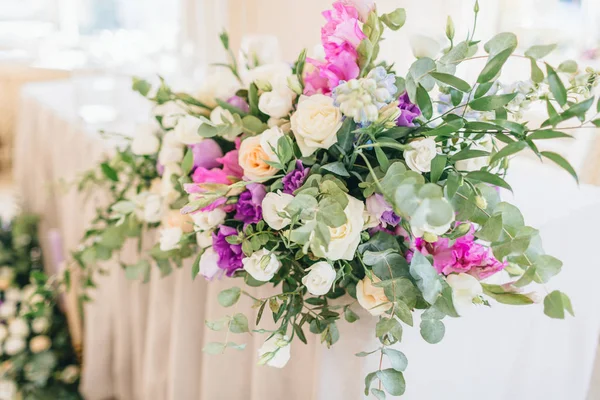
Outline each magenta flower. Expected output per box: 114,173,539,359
282,161,309,194
190,139,223,170
212,225,244,276
191,167,231,185
234,183,266,225
217,150,244,179
397,92,421,127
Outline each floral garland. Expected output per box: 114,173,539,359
0,215,81,399
76,0,600,396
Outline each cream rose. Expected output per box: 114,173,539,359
159,227,183,251
259,90,294,119
257,333,291,368
262,192,294,230
291,95,343,157
131,123,160,155
403,137,437,173
243,249,282,282
455,135,494,172
356,276,392,316
29,335,51,354
191,208,226,231
198,247,221,280
314,194,365,261
302,261,336,296
162,210,194,233
238,135,279,180
446,273,483,316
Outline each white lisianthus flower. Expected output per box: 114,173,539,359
4,337,25,355
159,227,183,251
8,319,29,338
243,249,282,282
259,126,285,164
403,138,437,173
446,273,483,316
262,192,294,230
158,131,185,165
161,164,183,205
0,325,7,341
4,288,20,303
198,247,221,280
29,335,51,353
153,101,185,130
174,115,205,145
0,302,16,319
267,117,291,134
196,231,214,249
455,135,494,172
257,333,291,368
131,123,161,155
210,106,242,141
134,193,164,224
357,276,392,316
245,62,293,91
410,198,455,238
259,90,294,119
314,194,365,261
192,208,227,232
197,69,241,109
60,365,80,384
291,95,343,157
32,317,49,334
341,0,375,22
409,35,441,59
238,136,279,180
302,261,337,296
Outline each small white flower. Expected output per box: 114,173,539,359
0,268,14,291
261,192,294,230
196,231,214,249
4,337,25,355
0,325,7,341
244,62,293,92
29,335,51,353
158,132,185,165
191,208,227,232
4,288,20,303
409,35,441,59
198,247,221,280
60,365,80,384
242,249,282,282
8,319,29,338
446,273,483,316
197,69,241,109
174,115,205,145
32,317,49,334
257,333,291,368
403,138,437,173
153,101,185,129
131,123,161,155
302,261,336,296
259,90,294,119
455,135,494,172
134,192,164,224
161,164,183,205
0,379,16,398
159,227,183,252
0,302,16,319
21,285,36,302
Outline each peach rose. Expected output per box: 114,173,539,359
356,276,392,316
162,210,194,233
238,136,279,181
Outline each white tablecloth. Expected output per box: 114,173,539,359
13,79,600,400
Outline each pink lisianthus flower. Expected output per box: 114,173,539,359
216,150,244,179
191,167,231,185
340,0,375,22
305,51,361,95
185,167,234,213
322,3,365,52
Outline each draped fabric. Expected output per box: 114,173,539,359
13,79,600,400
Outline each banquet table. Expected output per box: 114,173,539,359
13,78,600,400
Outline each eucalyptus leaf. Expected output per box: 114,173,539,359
218,287,241,307
420,319,445,344
409,251,442,305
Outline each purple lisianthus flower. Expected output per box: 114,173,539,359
227,96,250,113
381,210,400,227
366,193,400,227
396,92,421,127
190,139,223,170
234,183,266,225
212,225,244,276
282,161,310,194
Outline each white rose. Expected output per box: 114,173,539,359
302,261,336,296
409,35,441,59
257,333,291,368
29,335,51,353
60,365,80,384
159,227,183,251
0,302,16,319
455,135,494,172
192,208,226,231
259,90,294,119
0,325,7,341
410,198,455,238
259,126,285,164
446,273,483,316
313,194,365,261
403,138,437,173
4,288,20,303
243,249,282,282
174,115,205,145
238,136,279,180
356,276,392,316
9,319,29,338
262,192,294,230
210,107,242,141
341,0,376,22
4,337,25,355
153,101,185,129
197,69,240,109
196,231,214,249
198,247,221,280
32,317,49,334
161,164,182,205
131,123,161,155
291,95,343,157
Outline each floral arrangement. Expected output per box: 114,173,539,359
74,0,600,396
0,215,81,399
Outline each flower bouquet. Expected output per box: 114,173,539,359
77,0,600,396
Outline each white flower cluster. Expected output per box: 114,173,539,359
503,80,549,121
